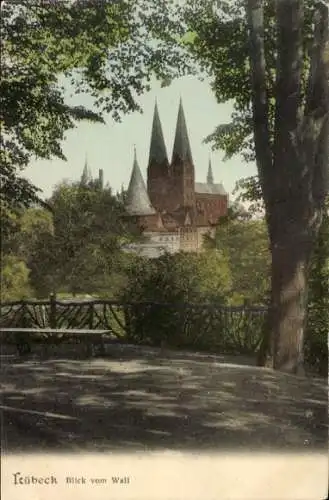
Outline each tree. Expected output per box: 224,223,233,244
0,0,191,212
28,179,141,297
0,204,55,296
180,0,329,373
0,175,143,299
15,207,54,258
246,0,328,373
205,212,271,305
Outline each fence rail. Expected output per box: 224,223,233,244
0,296,268,355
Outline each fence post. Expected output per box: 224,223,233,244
89,303,94,329
49,293,57,329
21,299,27,328
17,300,31,355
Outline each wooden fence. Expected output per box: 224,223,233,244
0,296,268,355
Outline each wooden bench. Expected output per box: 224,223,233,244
0,328,121,357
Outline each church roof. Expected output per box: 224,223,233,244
196,157,227,195
195,182,227,195
171,98,193,164
148,101,169,166
125,149,156,216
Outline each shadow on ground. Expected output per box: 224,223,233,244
0,344,327,454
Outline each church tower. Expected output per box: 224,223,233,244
80,154,92,186
126,147,156,216
170,98,195,210
147,101,170,212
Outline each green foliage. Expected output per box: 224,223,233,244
0,255,32,301
233,176,264,216
0,176,141,299
1,205,55,298
120,251,232,347
16,208,54,258
180,0,316,162
205,214,271,305
1,0,192,211
28,179,140,297
122,251,231,303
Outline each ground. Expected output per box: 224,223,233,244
1,344,327,453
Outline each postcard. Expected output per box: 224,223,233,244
1,0,328,498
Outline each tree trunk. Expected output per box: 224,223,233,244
270,228,313,374
258,195,315,373
247,0,328,373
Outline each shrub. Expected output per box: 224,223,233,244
1,255,33,301
119,251,264,352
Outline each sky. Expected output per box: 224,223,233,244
24,75,257,200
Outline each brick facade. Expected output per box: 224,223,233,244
124,99,228,256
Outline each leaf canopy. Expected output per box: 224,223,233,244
0,0,192,211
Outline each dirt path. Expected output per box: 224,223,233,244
1,345,327,454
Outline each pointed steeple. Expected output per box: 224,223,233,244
80,154,92,185
207,157,214,184
171,98,193,164
148,100,169,167
125,147,156,216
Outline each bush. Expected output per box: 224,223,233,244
119,251,263,353
1,255,33,301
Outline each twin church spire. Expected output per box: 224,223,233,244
147,98,195,211
147,97,193,168
126,99,216,216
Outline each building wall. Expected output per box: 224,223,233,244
122,231,180,259
138,213,163,231
147,160,170,213
179,226,215,253
146,174,227,224
123,226,217,257
121,243,164,259
166,159,196,211
144,231,180,254
195,193,228,223
179,227,198,252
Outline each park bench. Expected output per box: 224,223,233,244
0,328,121,357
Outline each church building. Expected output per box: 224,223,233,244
123,99,229,258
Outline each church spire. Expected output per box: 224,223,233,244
171,98,193,164
80,154,92,185
148,100,168,167
125,147,156,216
207,157,214,184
